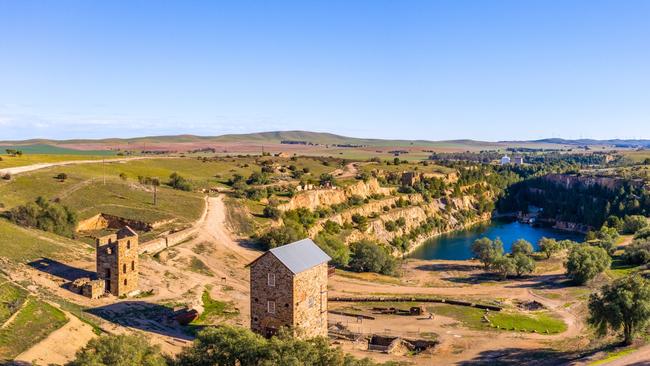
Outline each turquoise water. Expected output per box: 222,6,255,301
409,219,584,260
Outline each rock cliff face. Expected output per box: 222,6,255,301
277,178,393,212
543,173,644,191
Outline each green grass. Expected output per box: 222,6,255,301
488,311,567,334
0,219,87,262
0,282,28,324
0,144,115,156
590,348,636,365
0,298,68,361
428,304,566,334
189,257,213,277
192,290,239,325
609,258,641,279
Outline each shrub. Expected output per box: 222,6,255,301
491,256,516,280
258,221,307,250
55,173,68,181
565,245,611,285
511,239,533,256
348,240,396,275
471,237,504,269
314,234,350,267
623,239,650,265
513,253,536,277
323,220,341,234
67,334,166,366
263,206,281,220
118,172,128,181
538,237,560,259
622,215,649,235
168,172,191,191
10,197,77,238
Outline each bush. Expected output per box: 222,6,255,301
10,197,77,238
258,221,307,250
67,334,166,366
623,239,650,265
118,172,128,181
348,240,396,275
323,220,341,234
565,245,611,285
263,206,281,220
168,172,191,191
622,215,649,235
511,239,533,256
174,325,382,366
315,234,350,267
538,237,560,259
492,256,516,280
471,237,504,269
513,253,536,277
55,173,68,181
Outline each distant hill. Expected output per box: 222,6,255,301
528,138,650,148
4,130,643,150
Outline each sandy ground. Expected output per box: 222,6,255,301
14,309,96,365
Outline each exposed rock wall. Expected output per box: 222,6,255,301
543,173,644,191
277,178,393,212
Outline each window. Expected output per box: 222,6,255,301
123,264,127,274
106,248,112,255
267,273,275,287
124,279,127,286
131,261,135,271
267,301,276,314
127,240,131,249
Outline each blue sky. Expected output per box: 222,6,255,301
0,0,649,141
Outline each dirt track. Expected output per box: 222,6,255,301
0,156,157,176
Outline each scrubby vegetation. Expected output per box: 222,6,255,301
9,196,77,237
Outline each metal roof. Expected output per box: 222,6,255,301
268,238,331,274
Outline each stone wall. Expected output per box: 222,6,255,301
250,254,295,337
96,233,139,297
292,262,328,338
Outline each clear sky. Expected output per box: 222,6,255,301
1,0,649,141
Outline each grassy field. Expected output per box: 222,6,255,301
192,289,239,325
429,304,567,334
0,153,109,169
0,281,28,324
0,219,89,262
0,296,68,361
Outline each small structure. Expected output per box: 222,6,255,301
513,155,524,165
96,226,139,297
401,172,419,187
249,238,331,339
500,155,511,165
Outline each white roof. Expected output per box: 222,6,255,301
268,238,331,274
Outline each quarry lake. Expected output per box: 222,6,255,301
409,219,584,260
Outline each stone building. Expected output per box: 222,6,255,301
96,226,139,297
249,238,331,339
401,171,419,187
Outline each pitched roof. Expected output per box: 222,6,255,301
265,238,331,274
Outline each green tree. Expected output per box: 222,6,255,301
348,240,396,275
538,237,560,259
491,256,516,280
471,237,504,269
67,334,166,366
589,275,650,345
565,245,611,285
511,239,533,256
258,221,307,250
55,172,68,181
168,172,191,191
622,215,649,235
513,253,536,277
174,325,266,366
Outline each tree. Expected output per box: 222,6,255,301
258,221,307,250
348,240,396,275
168,172,191,191
538,237,560,259
67,334,166,366
589,275,650,345
513,253,536,277
263,205,281,220
119,172,128,181
511,239,533,256
10,197,77,238
491,256,516,280
55,172,68,181
315,234,350,267
622,215,649,235
565,245,611,285
471,237,504,269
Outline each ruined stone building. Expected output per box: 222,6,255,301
96,226,139,297
249,238,331,338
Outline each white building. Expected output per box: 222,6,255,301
500,155,511,165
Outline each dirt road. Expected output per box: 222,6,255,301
0,156,156,176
